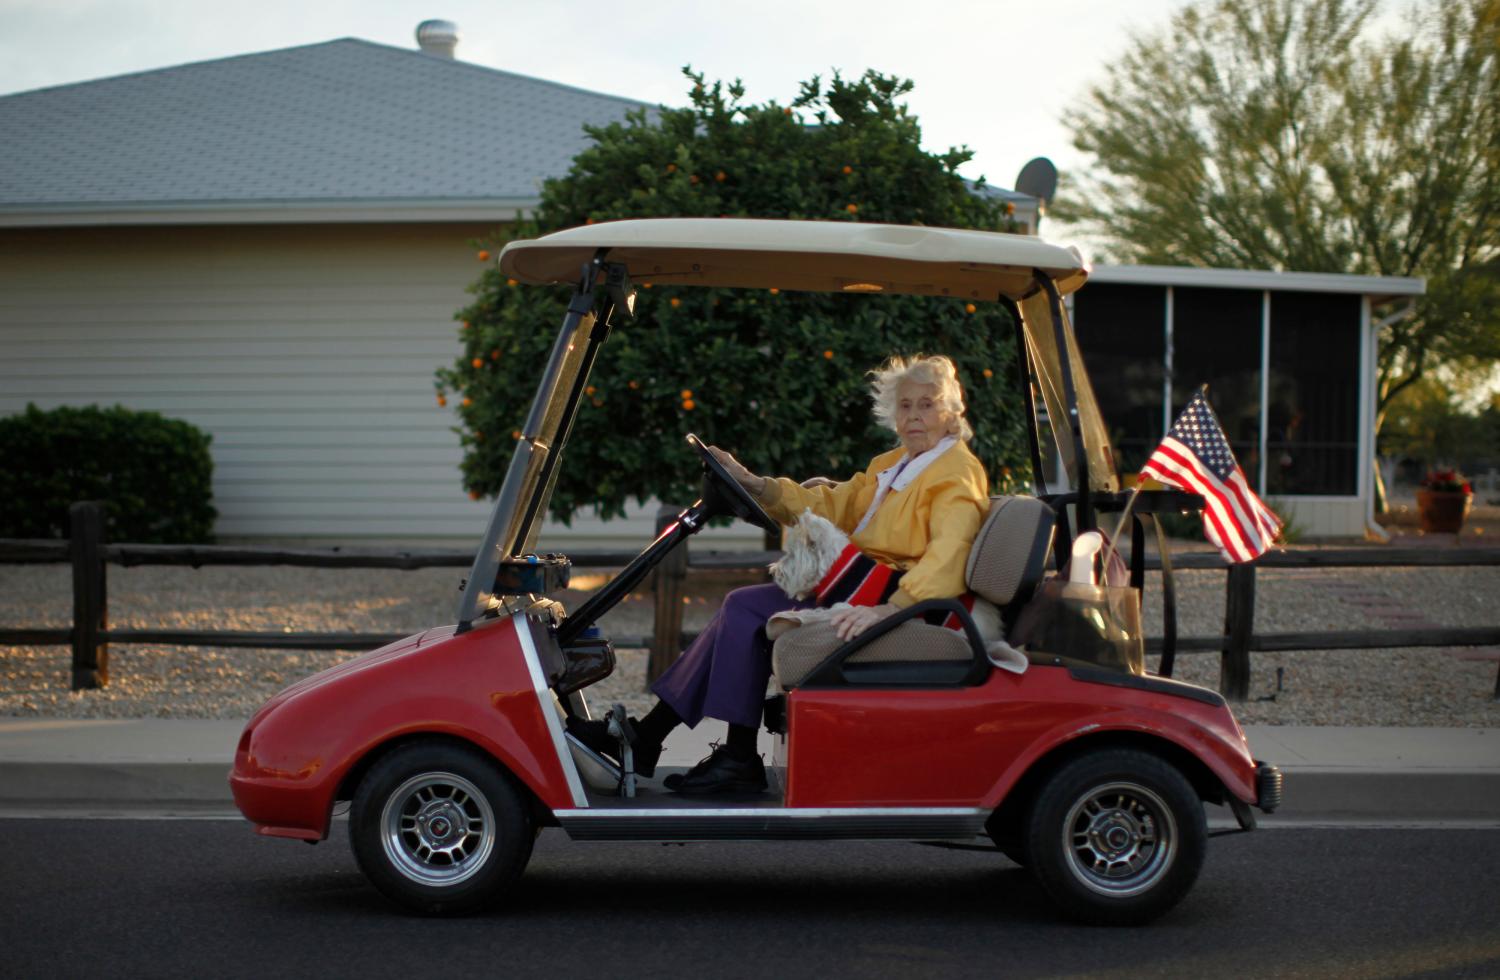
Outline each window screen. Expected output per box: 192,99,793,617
1070,283,1167,473
1068,280,1170,471
1172,287,1263,483
1267,292,1361,495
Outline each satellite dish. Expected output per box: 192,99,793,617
1014,157,1058,206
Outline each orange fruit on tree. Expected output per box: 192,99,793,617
469,490,481,500
666,163,677,173
823,350,834,359
842,165,853,175
436,394,447,407
477,250,490,262
506,278,518,287
680,389,693,399
965,303,977,314
461,396,472,408
682,399,696,411
846,203,858,214
689,174,700,184
982,368,994,378
769,287,779,295
715,171,727,182
670,297,681,308
471,357,483,369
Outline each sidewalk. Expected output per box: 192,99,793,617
0,716,1495,822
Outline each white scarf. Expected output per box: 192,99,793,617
852,436,958,536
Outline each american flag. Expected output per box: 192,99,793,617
1140,390,1283,563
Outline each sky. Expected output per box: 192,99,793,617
0,0,1190,195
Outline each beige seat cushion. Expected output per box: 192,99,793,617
965,495,1055,606
771,618,972,689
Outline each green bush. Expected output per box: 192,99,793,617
438,69,1030,523
0,404,217,543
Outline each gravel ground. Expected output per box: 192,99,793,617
3,544,1498,727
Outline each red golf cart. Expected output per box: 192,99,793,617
229,219,1282,925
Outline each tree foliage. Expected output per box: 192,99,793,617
1379,379,1500,468
1059,0,1500,425
438,70,1027,522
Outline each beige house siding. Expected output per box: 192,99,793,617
1270,497,1368,539
0,224,761,548
1,223,490,540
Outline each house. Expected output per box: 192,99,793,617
1069,265,1423,539
0,30,658,544
1,25,1412,544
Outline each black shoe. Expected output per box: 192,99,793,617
665,745,767,796
566,716,661,778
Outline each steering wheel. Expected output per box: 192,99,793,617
685,433,779,534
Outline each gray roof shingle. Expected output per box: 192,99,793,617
0,39,652,217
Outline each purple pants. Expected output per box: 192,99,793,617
650,583,809,728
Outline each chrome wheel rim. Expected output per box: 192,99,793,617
380,771,495,887
1061,780,1176,898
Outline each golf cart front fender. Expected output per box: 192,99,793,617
230,615,577,840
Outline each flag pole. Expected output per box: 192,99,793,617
1105,482,1143,565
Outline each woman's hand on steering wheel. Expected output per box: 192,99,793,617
829,602,897,641
708,446,767,497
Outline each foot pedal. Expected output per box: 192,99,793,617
606,703,636,798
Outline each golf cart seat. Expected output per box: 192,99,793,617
771,495,1056,688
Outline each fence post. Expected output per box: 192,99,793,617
1219,563,1254,701
648,504,688,684
70,501,109,690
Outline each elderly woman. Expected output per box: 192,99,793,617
569,354,989,794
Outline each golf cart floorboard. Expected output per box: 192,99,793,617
560,772,988,841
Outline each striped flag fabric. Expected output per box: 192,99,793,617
1140,390,1283,563
813,543,977,630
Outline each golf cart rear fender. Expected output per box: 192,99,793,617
232,617,576,839
980,709,1259,811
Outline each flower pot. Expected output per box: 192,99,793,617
1415,489,1472,533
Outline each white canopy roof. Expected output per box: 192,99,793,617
499,218,1089,300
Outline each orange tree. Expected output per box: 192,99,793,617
438,69,1026,524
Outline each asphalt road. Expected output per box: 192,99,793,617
3,820,1498,979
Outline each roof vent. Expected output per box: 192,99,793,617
415,20,459,59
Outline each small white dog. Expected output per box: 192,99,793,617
770,510,854,600
770,509,1005,646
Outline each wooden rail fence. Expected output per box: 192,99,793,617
3,502,1498,700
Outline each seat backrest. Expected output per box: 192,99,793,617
964,495,1056,609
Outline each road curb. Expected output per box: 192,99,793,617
1269,768,1500,821
3,760,1498,820
0,762,229,806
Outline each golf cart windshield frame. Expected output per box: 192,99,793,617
454,222,1120,631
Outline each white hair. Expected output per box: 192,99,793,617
868,354,973,443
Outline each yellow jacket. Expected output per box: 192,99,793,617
756,440,990,608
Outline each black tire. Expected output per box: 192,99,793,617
998,842,1030,868
350,741,534,914
1024,748,1206,926
986,810,1029,867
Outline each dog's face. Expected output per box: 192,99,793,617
771,510,850,599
